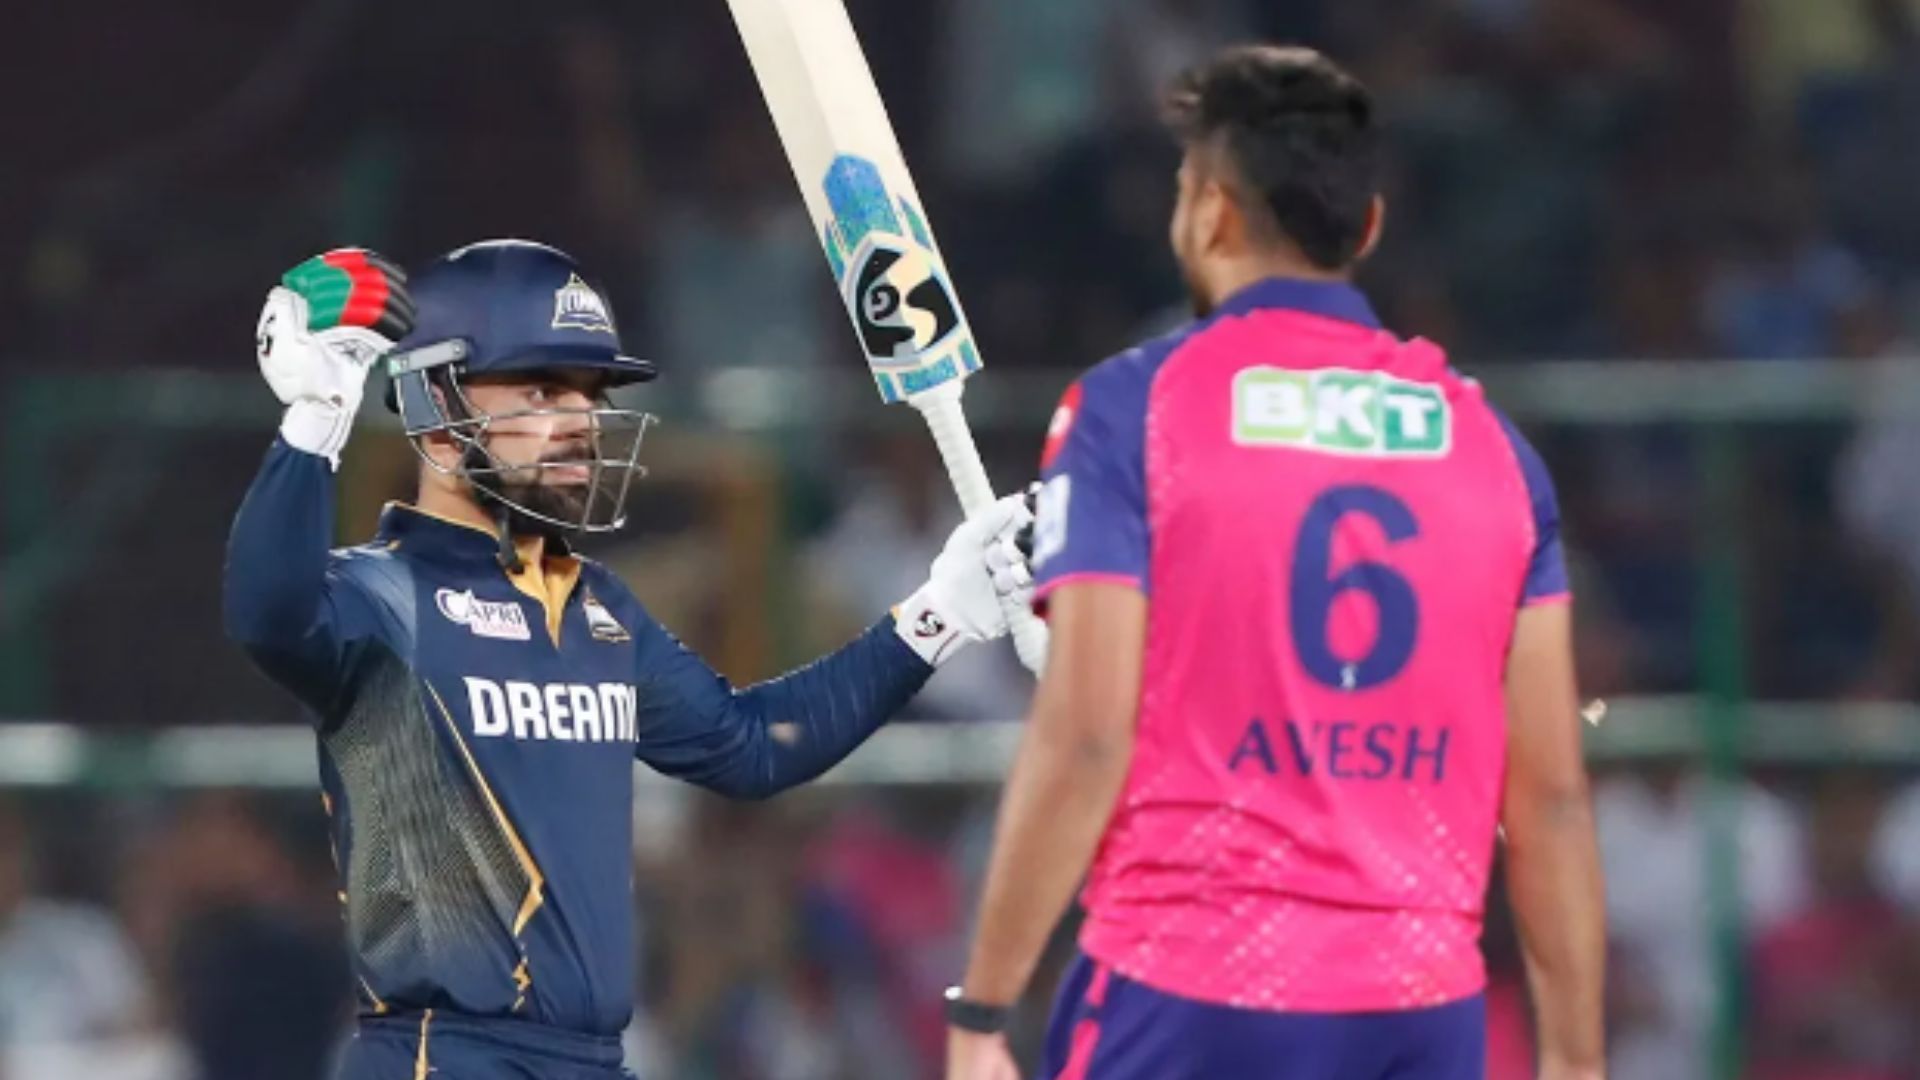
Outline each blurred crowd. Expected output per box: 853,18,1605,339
7,0,1920,713
11,771,1920,1079
8,0,1920,1077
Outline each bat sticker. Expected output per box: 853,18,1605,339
851,246,960,360
820,155,977,401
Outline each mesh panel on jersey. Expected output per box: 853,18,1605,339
324,655,532,997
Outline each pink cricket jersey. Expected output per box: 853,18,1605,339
1031,278,1569,1013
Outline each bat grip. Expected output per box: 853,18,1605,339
915,390,1050,675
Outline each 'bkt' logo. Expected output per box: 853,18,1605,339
1233,367,1451,458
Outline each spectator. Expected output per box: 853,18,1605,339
0,797,152,1050
1594,764,1809,1077
1868,774,1920,910
801,791,969,1076
644,118,834,386
120,793,348,1080
648,801,842,1080
1832,289,1920,697
1748,773,1914,1077
1702,174,1875,361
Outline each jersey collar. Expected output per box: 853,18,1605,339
1215,277,1382,330
376,503,574,563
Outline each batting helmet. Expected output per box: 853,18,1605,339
383,240,656,536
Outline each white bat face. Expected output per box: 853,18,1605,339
849,241,961,365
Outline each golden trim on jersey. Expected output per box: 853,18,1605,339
360,974,391,1015
426,681,547,997
505,537,582,646
413,1008,433,1080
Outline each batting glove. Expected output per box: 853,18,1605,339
895,493,1036,667
1005,481,1049,675
257,249,415,469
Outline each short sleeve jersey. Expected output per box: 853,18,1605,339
1031,278,1568,1012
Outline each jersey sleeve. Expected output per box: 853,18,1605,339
625,598,931,800
223,439,386,722
1494,411,1571,606
1031,353,1155,613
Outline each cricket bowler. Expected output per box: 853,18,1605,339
944,47,1606,1080
224,240,1036,1079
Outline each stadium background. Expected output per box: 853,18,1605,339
6,0,1920,1076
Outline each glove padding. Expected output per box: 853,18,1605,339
257,249,415,468
894,493,1037,667
1005,480,1049,675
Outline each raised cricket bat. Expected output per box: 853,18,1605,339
726,0,1049,673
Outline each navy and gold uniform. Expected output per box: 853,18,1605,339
224,442,932,1076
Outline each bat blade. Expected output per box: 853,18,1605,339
725,0,983,406
728,0,1053,675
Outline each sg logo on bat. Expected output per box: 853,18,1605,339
853,245,958,360
819,154,981,403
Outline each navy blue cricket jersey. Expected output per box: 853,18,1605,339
223,441,931,1036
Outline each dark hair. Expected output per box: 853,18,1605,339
1166,45,1381,270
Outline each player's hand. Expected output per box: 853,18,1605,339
257,249,415,468
1006,481,1048,675
894,492,1034,667
945,1029,1020,1080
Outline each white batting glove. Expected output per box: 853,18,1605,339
256,249,414,469
894,493,1036,667
1005,481,1049,676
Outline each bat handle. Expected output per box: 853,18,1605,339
915,388,1050,676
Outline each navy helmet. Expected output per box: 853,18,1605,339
383,240,656,538
386,240,654,427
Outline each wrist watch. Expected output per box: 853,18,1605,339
943,986,1012,1034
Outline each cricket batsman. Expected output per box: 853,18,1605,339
224,239,1036,1079
944,47,1606,1079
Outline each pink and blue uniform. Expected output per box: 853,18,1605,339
1030,278,1568,1079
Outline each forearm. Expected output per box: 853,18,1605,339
962,719,1132,1004
1505,790,1607,1070
697,616,931,799
223,439,337,650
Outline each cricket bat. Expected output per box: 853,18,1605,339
726,0,1050,674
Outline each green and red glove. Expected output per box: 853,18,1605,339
256,249,415,468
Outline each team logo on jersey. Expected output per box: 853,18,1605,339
582,589,630,644
436,588,532,641
1232,367,1450,457
1033,474,1070,569
552,273,615,334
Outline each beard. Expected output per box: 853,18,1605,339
465,445,600,541
492,478,592,540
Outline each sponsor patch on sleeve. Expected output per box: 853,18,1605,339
1033,474,1071,569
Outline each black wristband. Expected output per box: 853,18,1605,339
943,986,1012,1034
